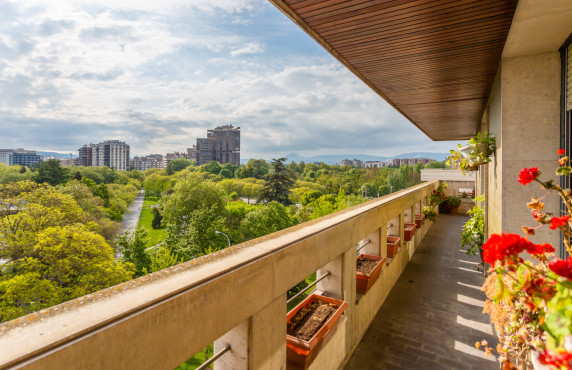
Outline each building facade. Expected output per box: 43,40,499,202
190,125,240,166
0,150,13,166
130,155,165,171
0,149,41,167
78,140,130,171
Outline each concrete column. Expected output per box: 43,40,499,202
249,296,287,370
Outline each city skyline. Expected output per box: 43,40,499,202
0,0,465,158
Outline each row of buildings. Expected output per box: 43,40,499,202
0,149,42,167
130,124,241,171
1,125,241,171
339,157,435,168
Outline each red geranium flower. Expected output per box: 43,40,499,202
549,215,570,230
558,148,566,155
559,157,567,166
518,167,540,186
527,242,555,255
483,233,555,265
539,350,572,367
548,257,572,280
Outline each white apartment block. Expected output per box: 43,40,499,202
78,140,130,171
0,150,13,166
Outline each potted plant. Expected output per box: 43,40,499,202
386,236,400,258
356,254,387,295
429,182,448,207
439,196,461,214
414,214,425,228
476,150,572,368
404,223,417,241
460,195,485,271
286,294,348,369
422,206,438,222
447,131,496,173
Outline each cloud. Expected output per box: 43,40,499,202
68,67,124,81
0,0,464,160
230,42,264,57
79,26,138,42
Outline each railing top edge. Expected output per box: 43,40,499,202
0,181,439,365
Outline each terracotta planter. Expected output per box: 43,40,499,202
387,236,400,258
439,204,460,214
286,294,348,369
356,254,387,295
404,223,417,241
414,214,425,228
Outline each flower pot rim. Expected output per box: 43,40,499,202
356,254,386,278
286,294,348,347
387,236,400,242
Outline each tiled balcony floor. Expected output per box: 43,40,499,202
345,214,498,370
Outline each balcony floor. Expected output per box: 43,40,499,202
345,214,498,369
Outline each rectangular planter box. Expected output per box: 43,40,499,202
404,223,417,241
356,254,387,295
387,236,400,258
415,214,425,229
286,294,348,369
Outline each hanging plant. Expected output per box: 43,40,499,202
447,132,496,173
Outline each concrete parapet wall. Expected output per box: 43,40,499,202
0,181,439,370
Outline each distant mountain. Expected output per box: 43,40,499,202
393,152,449,161
241,152,447,165
37,151,78,159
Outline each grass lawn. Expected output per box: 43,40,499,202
137,197,166,248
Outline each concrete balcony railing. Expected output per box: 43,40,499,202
0,181,439,370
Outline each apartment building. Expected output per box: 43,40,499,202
130,155,165,171
189,125,240,166
78,140,130,171
0,149,41,167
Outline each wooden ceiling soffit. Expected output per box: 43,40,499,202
268,0,518,141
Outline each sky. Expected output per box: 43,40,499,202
0,0,464,159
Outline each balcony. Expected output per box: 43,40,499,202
0,181,472,369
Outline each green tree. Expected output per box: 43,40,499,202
0,181,87,261
151,207,163,229
260,158,295,205
167,158,194,175
219,168,233,179
143,173,172,199
35,159,70,186
57,180,121,242
203,161,222,175
0,273,60,322
116,228,152,277
161,174,227,259
240,202,297,240
239,159,269,179
425,161,447,168
18,225,134,301
164,207,226,259
300,189,323,206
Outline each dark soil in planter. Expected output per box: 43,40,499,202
287,300,338,341
356,256,378,274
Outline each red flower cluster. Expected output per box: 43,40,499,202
522,276,556,303
558,148,566,155
548,257,572,280
517,167,540,186
482,233,555,265
539,350,572,367
549,215,570,230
